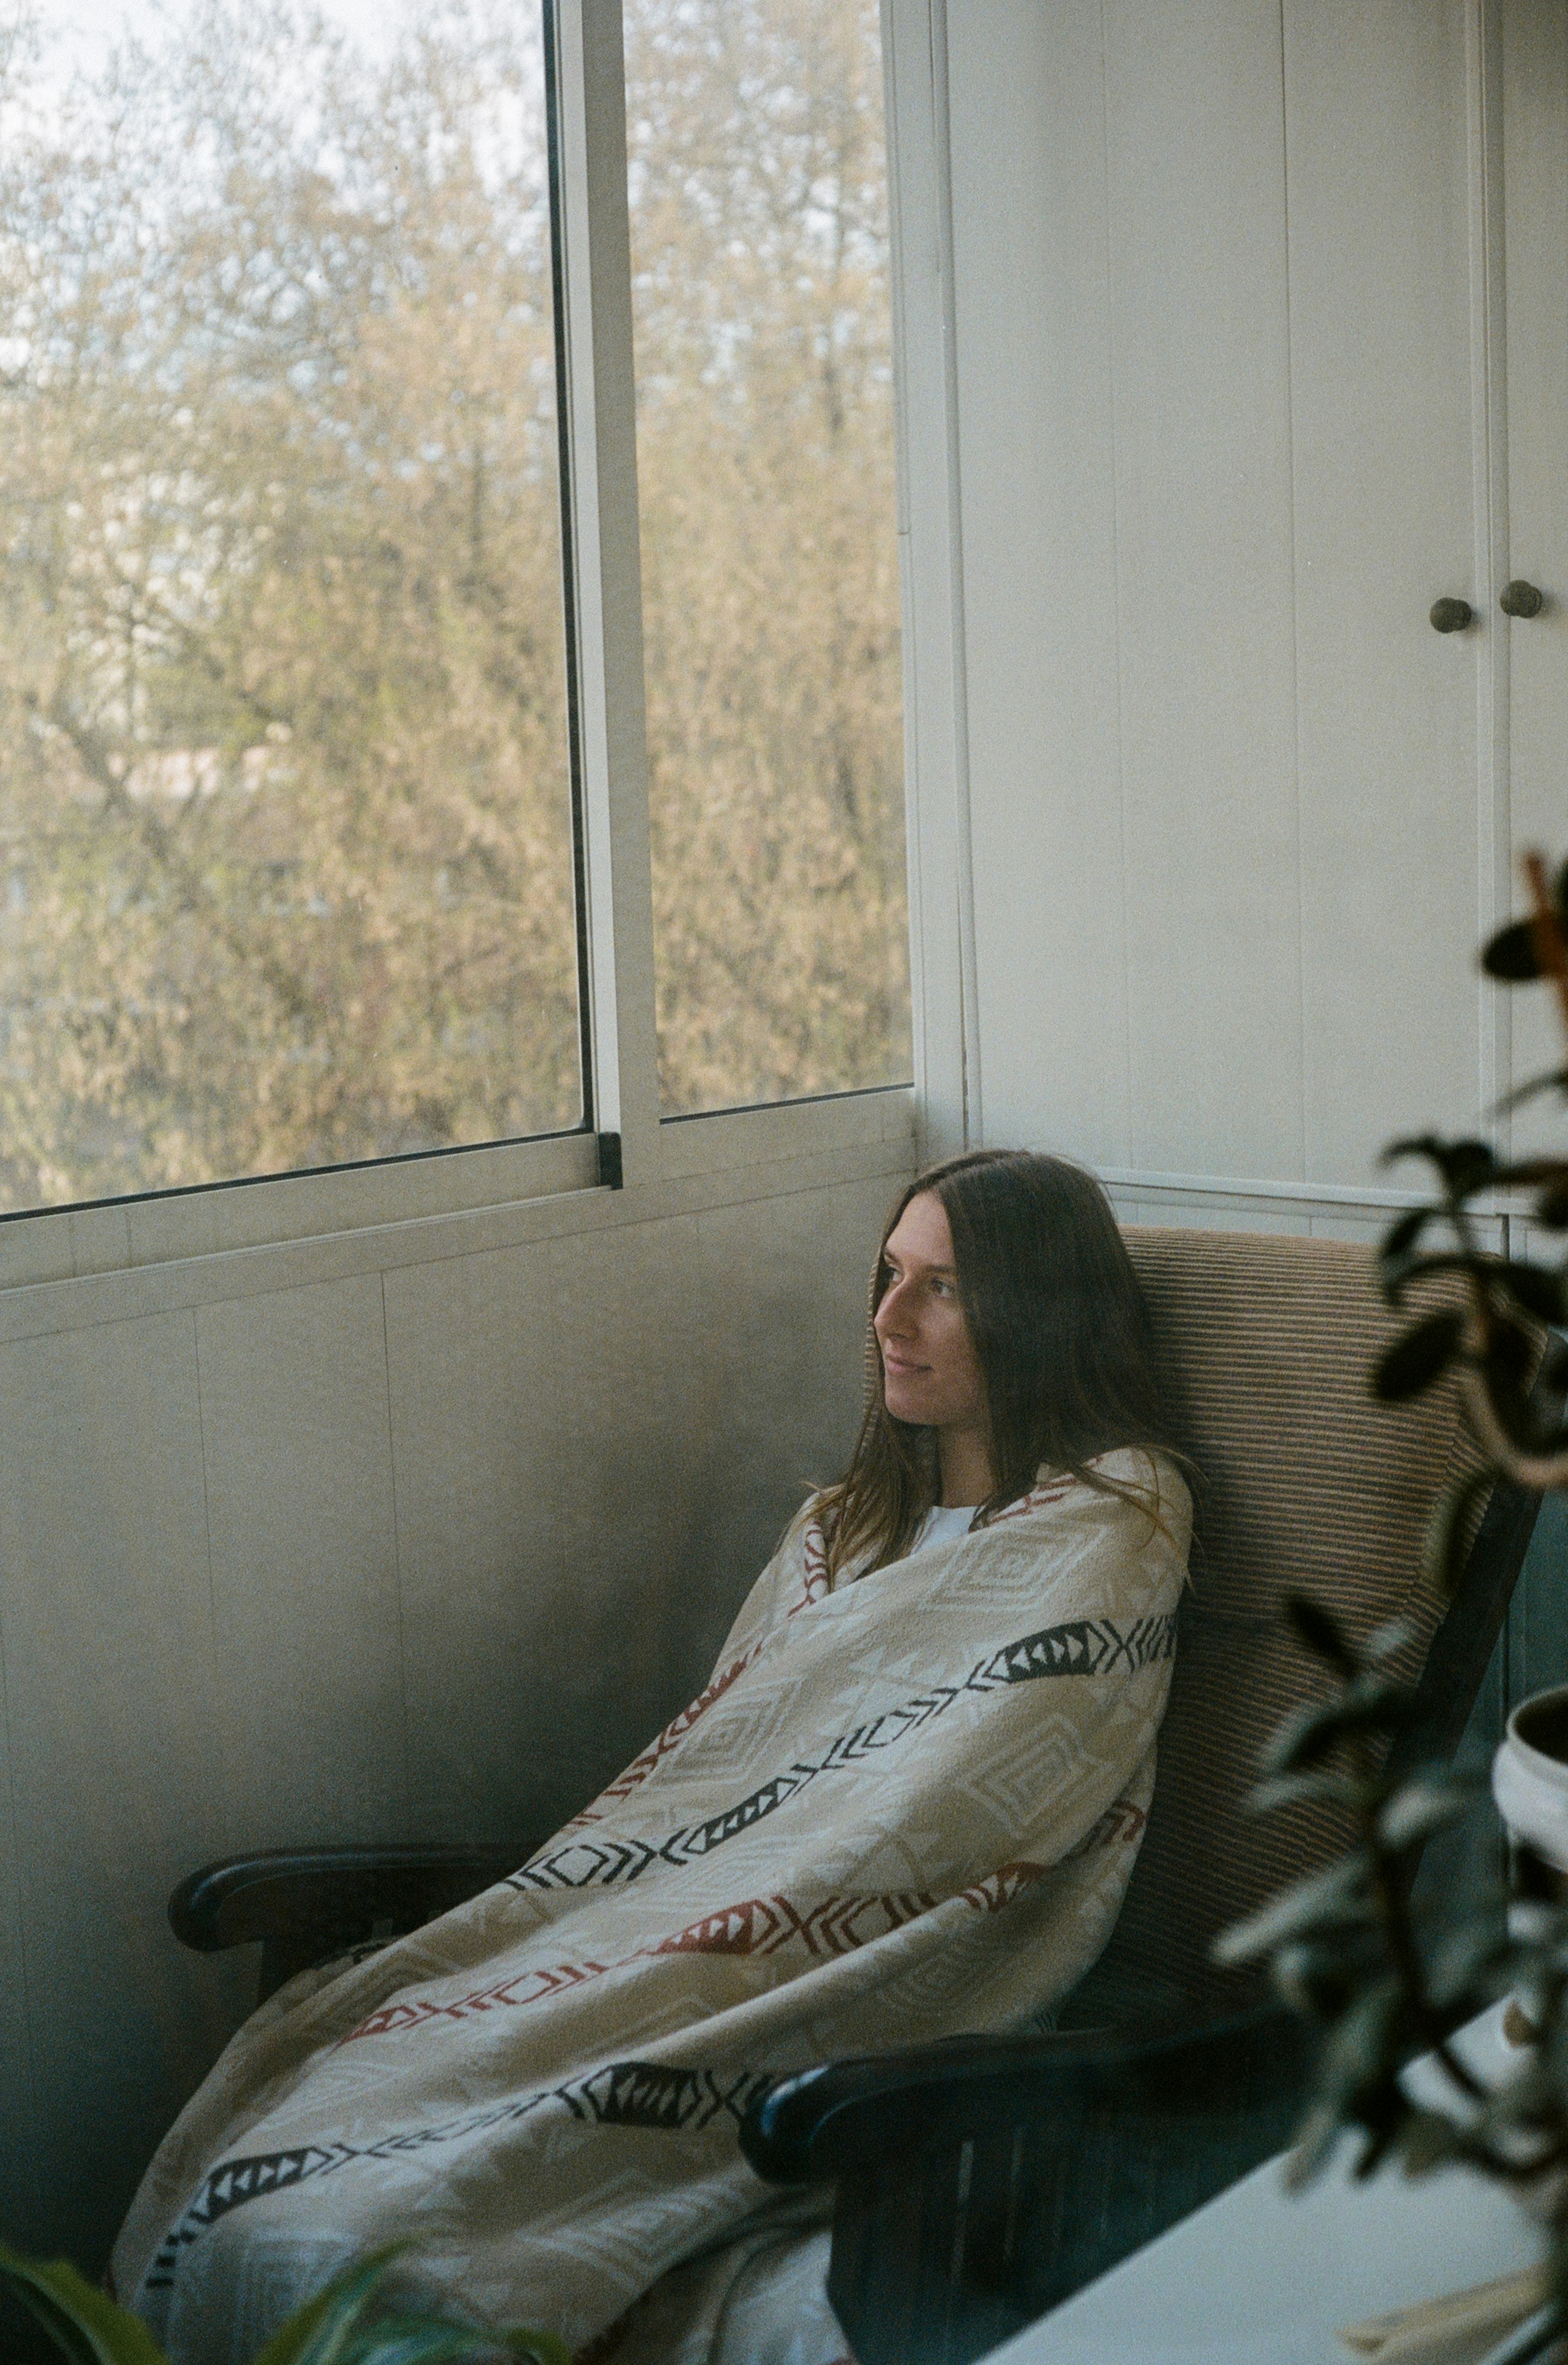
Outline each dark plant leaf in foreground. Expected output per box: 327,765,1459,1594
1502,1262,1566,1323
1382,1136,1495,1197
1372,1311,1465,1402
1264,1680,1415,1776
1284,1592,1359,1674
1483,918,1544,981
1496,1065,1568,1116
1381,1206,1430,1262
1423,1466,1496,1599
1213,1858,1369,1966
0,2240,167,2363
1535,1181,1568,1230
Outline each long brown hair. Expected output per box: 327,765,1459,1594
819,1150,1179,1582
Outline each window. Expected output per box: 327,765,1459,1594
0,1,585,1214
624,0,912,1116
0,0,912,1241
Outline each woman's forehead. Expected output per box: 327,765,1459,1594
885,1191,955,1269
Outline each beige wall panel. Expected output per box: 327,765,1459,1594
0,1625,35,2247
197,1274,407,1848
385,1174,896,1843
1504,0,1568,1152
948,1,1130,1166
0,1313,249,2267
1103,0,1305,1180
1285,0,1480,1184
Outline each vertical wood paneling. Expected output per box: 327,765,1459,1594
0,1313,244,2267
1503,0,1568,1150
949,0,1130,1167
1287,0,1481,1187
197,1274,407,1848
0,1606,35,2247
385,1180,890,1844
1104,0,1304,1180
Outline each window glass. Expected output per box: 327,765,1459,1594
0,0,582,1214
624,0,912,1116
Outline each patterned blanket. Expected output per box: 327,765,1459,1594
116,1450,1190,2362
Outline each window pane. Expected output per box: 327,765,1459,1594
625,0,912,1116
0,1,582,1213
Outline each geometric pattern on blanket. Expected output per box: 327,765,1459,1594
142,2064,782,2289
116,1450,1191,2358
508,1612,1177,1897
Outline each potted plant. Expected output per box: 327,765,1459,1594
1221,848,1568,2360
0,2240,571,2365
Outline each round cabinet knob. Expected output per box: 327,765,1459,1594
1430,597,1474,633
1500,579,1545,618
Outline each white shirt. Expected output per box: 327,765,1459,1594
909,1502,979,1556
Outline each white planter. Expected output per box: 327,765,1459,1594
1492,1683,1568,1879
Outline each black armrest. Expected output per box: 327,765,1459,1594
740,2000,1308,2183
170,1839,545,2001
743,2005,1315,2365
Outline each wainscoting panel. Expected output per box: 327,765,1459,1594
0,1310,248,2264
384,1172,895,1847
196,1273,409,1852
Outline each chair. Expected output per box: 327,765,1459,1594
169,1229,1543,2361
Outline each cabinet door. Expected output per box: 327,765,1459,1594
1504,0,1568,1154
953,0,1485,1193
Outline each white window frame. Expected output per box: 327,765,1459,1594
0,0,970,1301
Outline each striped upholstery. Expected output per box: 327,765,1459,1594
1087,1226,1484,2010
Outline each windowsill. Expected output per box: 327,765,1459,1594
0,1086,917,1337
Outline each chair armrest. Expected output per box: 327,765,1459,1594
739,2000,1310,2184
169,1840,544,2001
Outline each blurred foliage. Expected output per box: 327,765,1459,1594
0,2239,572,2365
1226,860,1568,2345
1219,1598,1568,2330
1372,851,1568,1557
0,0,909,1206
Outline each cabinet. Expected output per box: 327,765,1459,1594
945,0,1562,1226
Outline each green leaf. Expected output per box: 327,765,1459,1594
1213,1857,1369,1965
1395,2107,1472,2179
1372,1311,1465,1402
1482,918,1543,981
1380,1206,1431,1262
0,2246,169,2365
1282,1593,1358,1676
1495,1065,1568,1116
1502,1261,1565,1323
1422,1466,1496,1599
1262,1674,1416,1776
1246,1769,1363,1818
1375,1777,1469,1852
1534,1181,1568,1230
500,2332,574,2365
252,2250,406,2365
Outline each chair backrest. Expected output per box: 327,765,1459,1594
1094,1226,1486,2009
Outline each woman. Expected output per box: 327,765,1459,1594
115,1151,1190,2365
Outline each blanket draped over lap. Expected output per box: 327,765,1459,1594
115,1450,1191,2363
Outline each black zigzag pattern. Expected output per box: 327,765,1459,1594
561,2061,775,2131
141,2061,777,2292
508,1611,1177,1897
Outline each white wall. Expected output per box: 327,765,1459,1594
940,0,1564,1244
0,1120,913,2269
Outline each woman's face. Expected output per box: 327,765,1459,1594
874,1191,988,1437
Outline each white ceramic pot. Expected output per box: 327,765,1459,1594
1492,1683,1568,1880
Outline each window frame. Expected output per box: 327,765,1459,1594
0,0,962,1298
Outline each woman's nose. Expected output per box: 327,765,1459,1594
877,1278,914,1334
